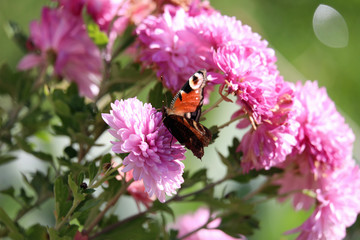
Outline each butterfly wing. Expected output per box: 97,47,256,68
167,70,207,121
163,113,212,159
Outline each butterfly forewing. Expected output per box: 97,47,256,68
162,69,212,159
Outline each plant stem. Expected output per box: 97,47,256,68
217,114,245,130
202,96,225,116
55,199,82,231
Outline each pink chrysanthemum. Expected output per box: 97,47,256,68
172,208,246,240
186,12,267,51
288,161,360,240
274,153,319,211
236,79,300,172
102,98,186,202
213,44,279,120
136,5,216,92
294,81,355,174
17,7,102,98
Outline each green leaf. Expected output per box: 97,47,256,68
0,154,16,165
217,198,258,236
26,224,48,240
77,172,85,186
218,211,259,236
148,82,165,109
78,199,102,212
54,99,71,117
88,162,98,183
68,174,85,202
87,22,108,47
47,228,72,240
151,200,175,219
209,125,220,143
0,207,25,240
54,177,69,220
93,215,151,240
1,187,15,198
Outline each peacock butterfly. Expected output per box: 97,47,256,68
162,70,212,159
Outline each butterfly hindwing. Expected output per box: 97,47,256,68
163,114,211,159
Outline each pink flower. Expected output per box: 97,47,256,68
293,81,355,174
274,154,319,211
270,81,358,239
17,7,102,98
236,79,299,172
102,98,186,202
288,161,360,240
56,0,86,15
213,44,279,120
114,164,155,208
86,0,129,33
136,5,216,93
186,12,266,50
172,208,246,240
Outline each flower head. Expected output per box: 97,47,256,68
236,79,299,172
213,44,279,120
102,98,186,202
17,7,102,98
288,161,360,240
293,81,355,174
136,5,216,93
172,208,245,240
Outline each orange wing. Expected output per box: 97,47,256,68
166,70,207,119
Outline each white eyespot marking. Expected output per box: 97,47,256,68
189,72,204,90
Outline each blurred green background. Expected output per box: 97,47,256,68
0,0,359,239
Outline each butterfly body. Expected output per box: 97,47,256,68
162,70,212,159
